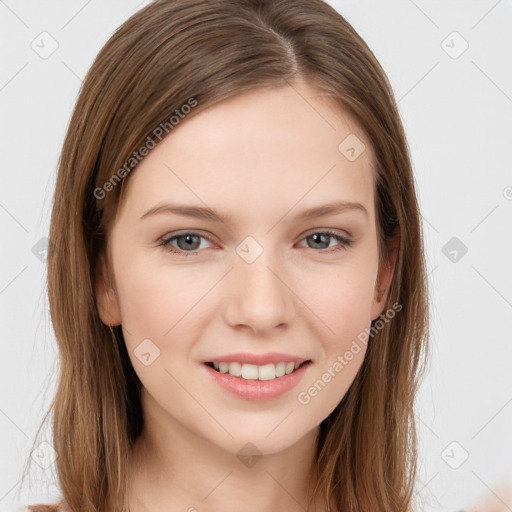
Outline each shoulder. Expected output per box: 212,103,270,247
17,504,63,512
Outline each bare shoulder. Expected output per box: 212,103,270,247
20,503,64,512
464,479,512,512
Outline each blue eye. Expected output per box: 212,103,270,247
159,232,213,256
299,230,353,252
159,230,353,256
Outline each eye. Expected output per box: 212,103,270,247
159,229,353,257
297,230,353,253
159,231,214,256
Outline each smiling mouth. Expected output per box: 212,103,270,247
204,360,311,380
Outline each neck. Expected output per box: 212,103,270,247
123,389,328,512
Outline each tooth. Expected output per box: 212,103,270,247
241,363,259,379
285,362,295,374
214,361,303,379
258,363,276,380
228,362,242,377
275,362,286,377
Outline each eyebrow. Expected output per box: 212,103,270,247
139,200,368,224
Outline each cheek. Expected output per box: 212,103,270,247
296,259,377,335
292,260,376,409
113,252,213,344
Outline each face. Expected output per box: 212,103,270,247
95,79,395,456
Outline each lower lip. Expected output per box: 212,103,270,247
202,361,311,401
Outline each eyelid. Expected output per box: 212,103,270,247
162,229,215,240
300,227,353,241
296,228,354,252
160,230,217,249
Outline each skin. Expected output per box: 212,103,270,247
95,78,397,512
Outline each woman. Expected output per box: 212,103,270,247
20,0,431,510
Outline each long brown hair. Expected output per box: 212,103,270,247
21,1,430,511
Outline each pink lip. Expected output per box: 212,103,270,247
202,360,312,401
204,352,311,365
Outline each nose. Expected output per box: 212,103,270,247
223,249,292,336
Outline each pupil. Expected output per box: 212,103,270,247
311,233,328,249
180,234,199,250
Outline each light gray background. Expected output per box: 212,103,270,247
1,1,511,511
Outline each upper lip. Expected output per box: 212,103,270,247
204,352,312,366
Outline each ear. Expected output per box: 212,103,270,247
94,252,122,327
370,235,399,322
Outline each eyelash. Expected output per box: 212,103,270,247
158,230,353,257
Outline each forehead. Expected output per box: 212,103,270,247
119,80,376,223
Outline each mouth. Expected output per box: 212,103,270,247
204,360,312,381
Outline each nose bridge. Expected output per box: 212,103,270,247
224,237,291,332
